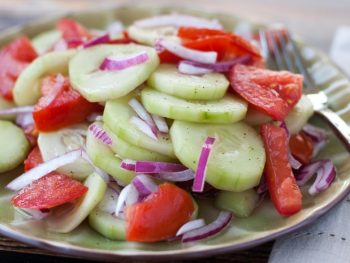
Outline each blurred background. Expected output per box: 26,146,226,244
0,0,349,52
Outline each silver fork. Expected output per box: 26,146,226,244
259,29,350,152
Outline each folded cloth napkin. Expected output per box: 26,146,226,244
269,26,350,263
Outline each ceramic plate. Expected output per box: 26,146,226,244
1,5,350,261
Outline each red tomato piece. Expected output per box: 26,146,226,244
126,183,194,242
178,27,263,65
230,64,303,120
0,37,37,100
11,172,87,210
261,123,302,216
289,131,314,164
57,18,92,48
33,75,101,132
24,146,43,172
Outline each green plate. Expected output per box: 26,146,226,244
1,5,350,261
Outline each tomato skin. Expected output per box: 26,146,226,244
57,18,91,48
33,75,101,132
289,132,314,164
261,123,302,216
126,183,194,242
230,64,303,121
0,37,37,100
12,172,87,210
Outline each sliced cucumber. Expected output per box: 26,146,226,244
89,209,126,241
141,88,247,124
86,122,135,185
46,172,107,233
0,120,30,173
37,125,93,180
31,30,61,54
103,94,175,158
13,50,76,106
191,197,199,220
147,64,229,100
170,121,265,192
103,124,175,162
69,44,159,102
127,25,179,46
245,107,272,126
285,95,314,134
215,189,259,217
0,96,16,120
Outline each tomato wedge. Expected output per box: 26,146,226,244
126,183,194,242
289,131,314,165
261,123,302,216
0,37,37,100
24,146,43,171
178,27,263,65
57,18,92,48
33,75,101,132
230,64,303,121
12,172,87,210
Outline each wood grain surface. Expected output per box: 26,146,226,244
0,0,348,262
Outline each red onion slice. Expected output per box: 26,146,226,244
0,106,34,116
115,184,139,218
135,161,187,173
128,99,158,136
120,159,136,171
86,113,103,123
159,39,217,64
151,114,169,133
176,218,206,236
88,123,113,146
256,175,268,195
155,169,195,182
132,174,158,199
178,62,213,75
192,137,216,193
308,160,336,195
16,112,34,128
302,124,329,157
100,51,149,71
130,116,158,140
7,149,83,191
83,33,110,48
133,13,222,29
179,55,251,73
289,152,302,170
182,211,232,243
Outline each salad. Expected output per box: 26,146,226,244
0,13,335,243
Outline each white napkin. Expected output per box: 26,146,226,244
269,27,350,263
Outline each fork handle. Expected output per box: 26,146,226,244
315,108,350,152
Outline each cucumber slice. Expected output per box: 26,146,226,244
215,189,259,217
69,44,159,102
0,96,16,120
141,88,247,124
31,30,61,54
127,25,179,46
170,121,265,192
103,94,175,158
103,124,175,162
86,122,135,185
46,172,107,233
0,120,30,173
13,50,76,106
37,125,93,180
285,95,314,134
89,209,126,240
147,64,229,100
245,107,272,126
191,197,199,220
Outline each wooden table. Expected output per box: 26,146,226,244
0,0,348,262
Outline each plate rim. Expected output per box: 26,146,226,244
0,4,349,261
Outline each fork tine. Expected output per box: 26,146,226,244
277,31,297,73
285,31,315,88
267,30,286,70
259,30,275,69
